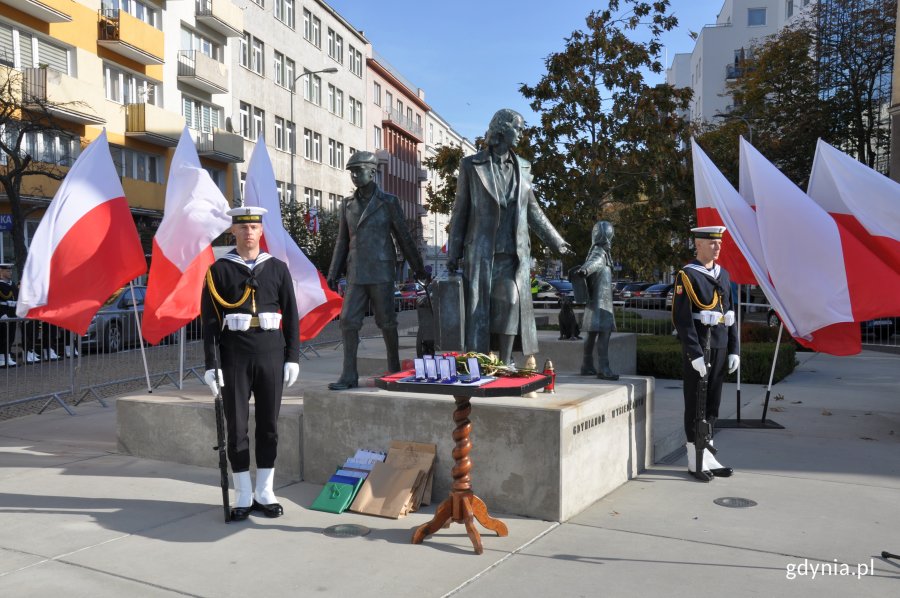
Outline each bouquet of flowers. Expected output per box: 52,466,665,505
444,352,537,378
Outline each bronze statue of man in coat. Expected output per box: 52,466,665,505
447,108,572,365
326,151,427,389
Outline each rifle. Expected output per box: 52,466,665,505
693,323,716,483
211,343,231,523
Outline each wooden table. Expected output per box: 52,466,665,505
376,370,550,555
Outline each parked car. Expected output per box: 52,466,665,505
395,282,427,310
619,282,655,306
613,281,647,305
766,309,897,340
533,279,561,307
627,283,673,309
545,279,575,302
83,286,148,353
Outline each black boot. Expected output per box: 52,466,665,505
596,330,619,380
580,332,598,375
383,327,401,373
329,329,359,390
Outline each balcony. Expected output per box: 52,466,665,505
726,64,747,80
177,50,228,94
0,0,71,22
382,107,423,142
195,0,243,37
98,9,164,65
126,104,185,147
196,128,243,163
22,67,105,125
417,167,428,182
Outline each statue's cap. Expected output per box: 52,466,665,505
346,151,378,170
227,206,267,224
691,226,725,239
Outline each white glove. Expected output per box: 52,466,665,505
283,362,300,388
728,354,740,374
690,356,708,378
699,310,720,326
723,310,735,327
204,369,223,397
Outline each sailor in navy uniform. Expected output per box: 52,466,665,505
671,226,740,479
201,206,301,520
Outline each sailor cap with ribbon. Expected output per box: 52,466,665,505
227,206,267,224
690,225,726,239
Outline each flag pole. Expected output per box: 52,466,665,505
760,321,783,423
128,281,152,393
735,283,742,422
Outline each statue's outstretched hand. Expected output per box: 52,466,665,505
447,259,458,273
560,242,575,256
326,276,339,292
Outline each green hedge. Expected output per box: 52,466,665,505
636,335,797,384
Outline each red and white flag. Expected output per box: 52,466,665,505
693,136,756,284
243,137,341,340
807,139,900,276
142,127,231,344
16,130,146,334
741,138,900,355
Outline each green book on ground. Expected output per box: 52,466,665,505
310,476,362,514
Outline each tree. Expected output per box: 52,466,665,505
520,0,695,277
0,67,88,277
422,144,464,216
700,23,834,188
815,0,896,171
280,198,339,272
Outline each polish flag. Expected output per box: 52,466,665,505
243,137,341,340
740,138,900,355
142,127,231,344
807,139,900,276
693,137,756,284
16,130,146,334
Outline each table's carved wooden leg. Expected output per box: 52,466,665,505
460,495,483,555
412,496,452,544
451,396,473,493
470,493,508,537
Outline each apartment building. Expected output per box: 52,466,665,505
422,109,475,279
0,0,246,259
666,0,812,124
230,0,367,215
367,50,428,280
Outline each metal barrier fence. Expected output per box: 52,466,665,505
0,297,421,420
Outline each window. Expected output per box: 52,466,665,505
313,189,322,208
748,8,766,26
0,21,70,73
385,91,393,111
239,102,251,139
328,138,336,167
105,64,159,105
349,98,362,127
274,51,284,86
239,32,249,68
336,141,344,169
109,145,162,183
310,74,321,105
274,0,294,27
313,132,322,162
328,192,339,211
251,38,264,75
182,27,220,61
275,117,285,150
348,45,362,77
327,84,335,113
786,0,794,17
253,107,265,140
407,107,413,125
183,97,222,133
303,128,312,159
283,120,295,154
305,12,321,47
335,89,343,118
125,0,160,28
304,187,312,206
374,126,382,149
373,81,381,106
285,57,296,89
429,123,434,143
397,100,404,118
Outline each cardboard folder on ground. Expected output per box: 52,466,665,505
350,441,436,518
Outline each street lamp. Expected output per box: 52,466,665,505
713,112,753,143
289,67,338,210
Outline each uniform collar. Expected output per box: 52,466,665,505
221,249,272,270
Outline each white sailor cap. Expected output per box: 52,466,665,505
227,206,267,224
691,226,726,239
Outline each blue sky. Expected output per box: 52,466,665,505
326,0,717,141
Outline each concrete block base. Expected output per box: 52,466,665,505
535,331,636,376
116,392,303,483
303,374,653,522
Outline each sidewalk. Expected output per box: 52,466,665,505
0,349,898,597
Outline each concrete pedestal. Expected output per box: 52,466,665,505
303,374,653,522
116,393,303,483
